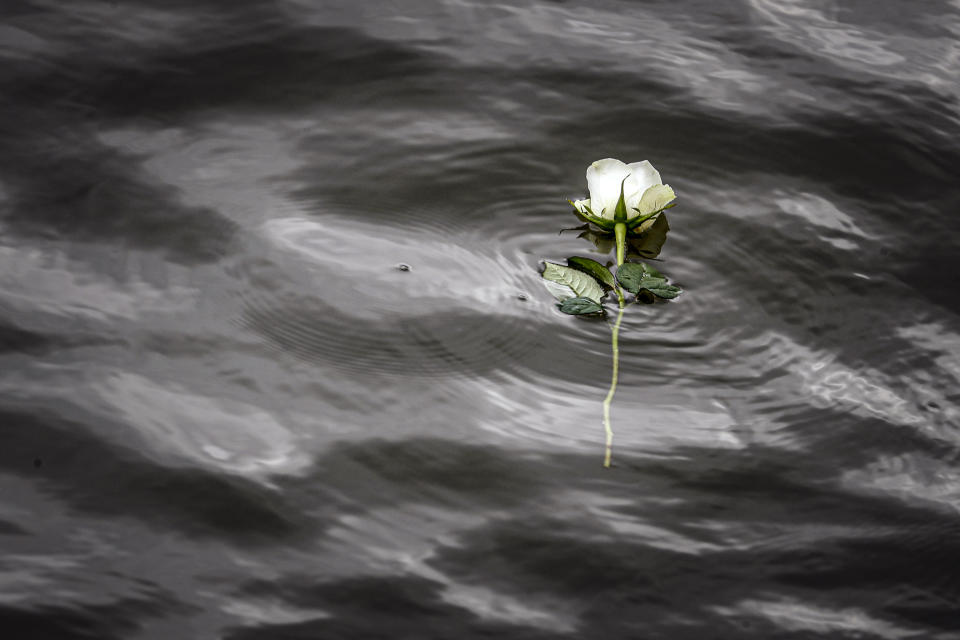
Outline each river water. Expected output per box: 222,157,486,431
2,1,960,638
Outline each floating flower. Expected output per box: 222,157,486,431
544,157,684,467
570,158,675,231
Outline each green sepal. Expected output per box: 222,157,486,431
626,203,676,231
568,200,617,231
626,210,660,231
576,213,670,258
568,200,592,225
614,178,628,223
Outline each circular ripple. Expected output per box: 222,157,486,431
226,202,557,379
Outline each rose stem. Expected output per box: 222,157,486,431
602,222,628,468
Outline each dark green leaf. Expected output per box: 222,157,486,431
635,290,656,304
567,256,616,290
643,280,682,299
616,263,682,299
614,262,648,294
635,262,663,278
558,297,604,315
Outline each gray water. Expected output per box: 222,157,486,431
2,1,960,638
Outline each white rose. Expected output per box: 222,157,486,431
570,158,675,229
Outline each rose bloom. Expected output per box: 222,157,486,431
571,158,675,226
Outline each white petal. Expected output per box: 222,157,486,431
622,178,646,215
626,161,662,192
622,162,661,216
634,184,676,216
573,198,591,214
586,158,630,220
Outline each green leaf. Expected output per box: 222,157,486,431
642,279,682,299
558,297,604,316
541,262,606,303
614,263,648,295
635,261,663,278
628,212,669,259
566,256,616,290
616,263,682,299
542,279,578,301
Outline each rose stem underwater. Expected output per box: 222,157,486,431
602,222,628,468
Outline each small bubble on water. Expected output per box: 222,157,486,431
396,264,410,272
517,293,528,301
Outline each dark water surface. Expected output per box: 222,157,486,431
2,1,960,637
